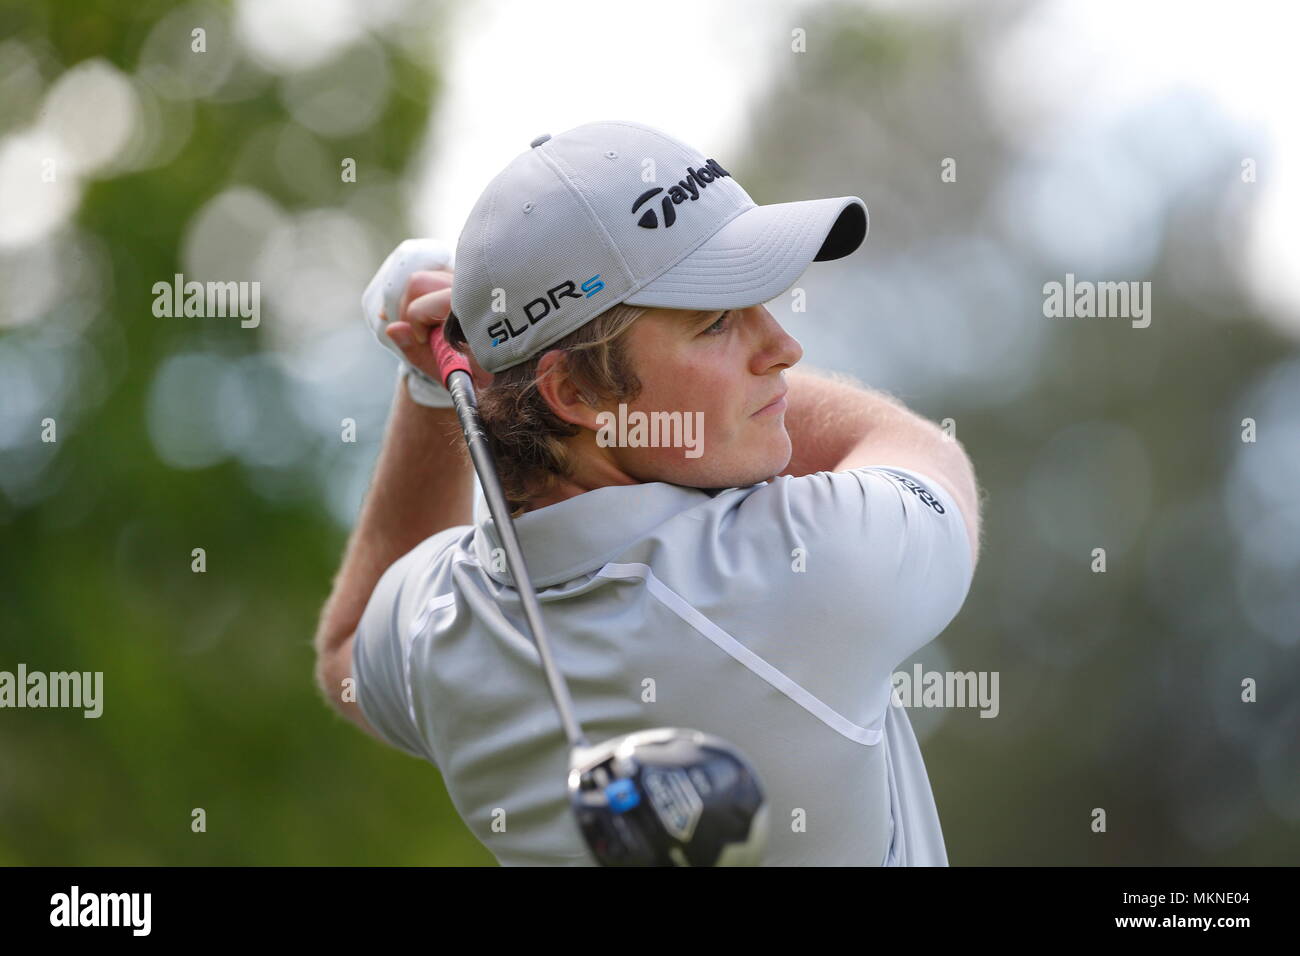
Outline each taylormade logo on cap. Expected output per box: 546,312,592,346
484,158,732,349
631,159,732,229
450,120,867,376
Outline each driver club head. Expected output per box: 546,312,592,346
568,727,769,866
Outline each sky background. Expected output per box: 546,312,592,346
412,0,1299,337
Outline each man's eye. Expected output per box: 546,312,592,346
703,310,732,335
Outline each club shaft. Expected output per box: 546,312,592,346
444,369,589,750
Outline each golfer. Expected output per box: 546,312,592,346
314,120,981,865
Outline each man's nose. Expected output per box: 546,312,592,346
754,307,803,370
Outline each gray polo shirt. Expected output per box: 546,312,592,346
353,464,973,866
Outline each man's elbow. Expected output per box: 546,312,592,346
314,639,389,746
938,438,982,570
956,451,983,571
314,640,350,717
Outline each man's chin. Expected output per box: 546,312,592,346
688,472,781,495
656,454,788,493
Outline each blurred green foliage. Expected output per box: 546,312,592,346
0,0,495,865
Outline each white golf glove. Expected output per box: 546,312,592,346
362,238,457,408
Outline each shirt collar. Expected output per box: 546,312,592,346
471,481,733,588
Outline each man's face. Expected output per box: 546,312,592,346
596,304,804,489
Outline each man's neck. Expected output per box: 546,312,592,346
524,471,642,513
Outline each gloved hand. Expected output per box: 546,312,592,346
362,238,457,408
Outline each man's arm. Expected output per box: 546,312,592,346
777,364,982,568
313,375,476,737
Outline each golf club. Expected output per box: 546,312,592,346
426,322,770,866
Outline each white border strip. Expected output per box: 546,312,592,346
596,562,884,746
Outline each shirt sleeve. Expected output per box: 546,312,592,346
351,536,449,764
716,464,975,706
851,464,974,639
817,465,972,676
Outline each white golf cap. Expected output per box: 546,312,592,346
451,119,868,375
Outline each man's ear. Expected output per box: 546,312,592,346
536,350,600,426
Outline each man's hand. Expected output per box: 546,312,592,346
363,238,494,401
386,270,494,393
384,266,455,383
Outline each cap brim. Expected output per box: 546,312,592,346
621,196,867,310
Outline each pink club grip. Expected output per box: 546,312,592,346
430,330,472,390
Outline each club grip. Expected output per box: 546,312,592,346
430,330,472,390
